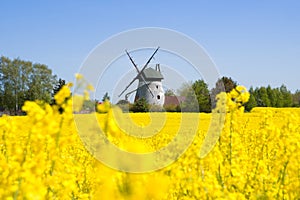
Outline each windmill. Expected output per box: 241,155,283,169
118,47,165,106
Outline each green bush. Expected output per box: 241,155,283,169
163,104,181,112
130,98,149,112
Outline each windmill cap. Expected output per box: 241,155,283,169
141,67,164,80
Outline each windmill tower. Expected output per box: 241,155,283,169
118,47,165,106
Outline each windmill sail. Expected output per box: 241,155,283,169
125,50,154,97
118,47,160,97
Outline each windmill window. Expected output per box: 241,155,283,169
157,95,160,100
156,85,158,89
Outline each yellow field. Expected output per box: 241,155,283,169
1,85,300,199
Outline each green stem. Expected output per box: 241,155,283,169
13,177,22,200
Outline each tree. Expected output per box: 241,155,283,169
51,78,65,105
245,87,257,112
192,80,211,112
165,89,175,96
255,87,271,107
213,76,237,93
0,57,18,113
0,56,57,115
210,76,238,109
280,84,293,107
266,85,276,107
273,88,284,107
177,82,198,112
292,90,300,107
53,78,66,98
177,82,193,97
27,63,57,103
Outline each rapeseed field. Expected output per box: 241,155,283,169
0,83,299,199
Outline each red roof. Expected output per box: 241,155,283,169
164,96,186,106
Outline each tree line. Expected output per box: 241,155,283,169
1,56,299,114
0,56,58,115
164,77,235,113
173,76,300,112
245,85,300,111
111,76,300,113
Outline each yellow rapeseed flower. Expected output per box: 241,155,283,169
2,77,300,199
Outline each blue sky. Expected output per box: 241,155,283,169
1,1,300,98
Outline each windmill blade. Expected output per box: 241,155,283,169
118,50,141,97
136,47,160,97
125,50,139,73
138,47,160,75
126,47,160,74
119,47,159,98
125,50,154,97
118,73,154,98
119,50,149,97
118,76,138,97
131,47,159,97
140,78,154,98
118,75,154,98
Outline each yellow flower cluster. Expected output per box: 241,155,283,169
226,85,250,112
0,84,299,199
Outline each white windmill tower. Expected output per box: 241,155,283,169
118,47,165,106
